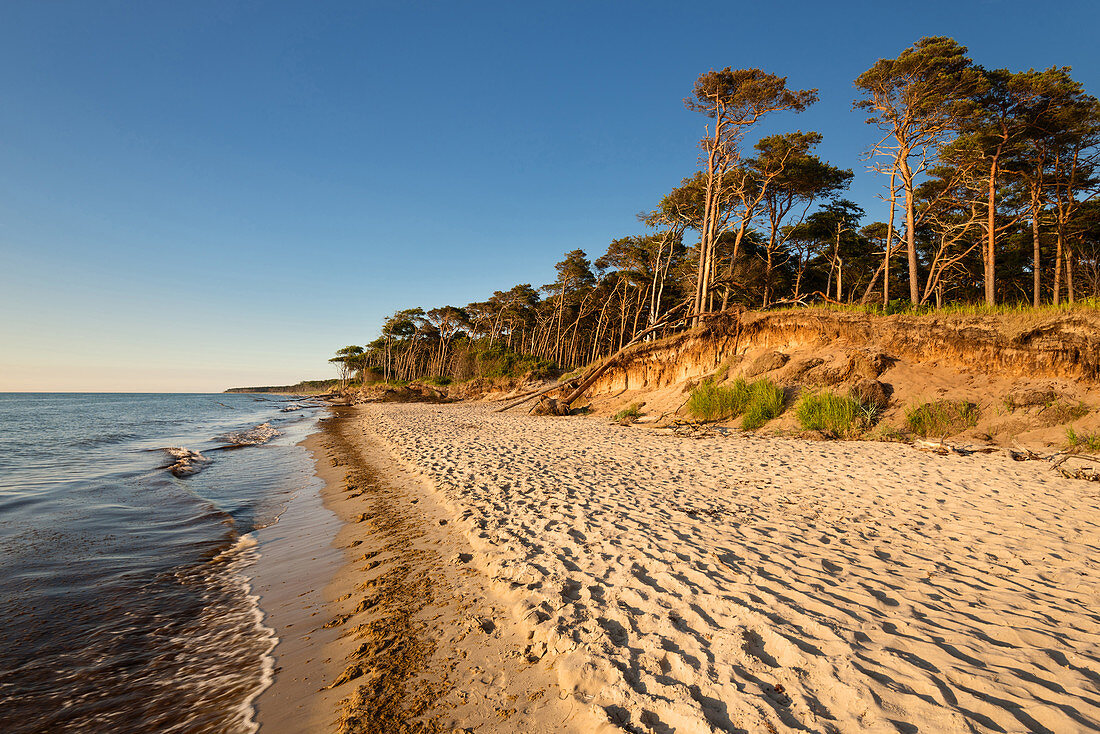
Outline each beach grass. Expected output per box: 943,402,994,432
611,403,644,424
687,379,748,421
687,377,786,429
796,390,867,437
1065,426,1100,453
905,400,980,437
740,380,786,430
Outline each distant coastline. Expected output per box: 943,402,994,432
224,380,339,395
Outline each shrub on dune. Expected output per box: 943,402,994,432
740,379,786,430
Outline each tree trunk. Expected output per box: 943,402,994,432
860,252,887,305
649,230,675,329
763,246,773,307
885,167,897,305
1068,241,1075,305
899,155,920,303
618,279,628,350
1054,222,1064,306
834,223,843,303
694,115,723,324
630,284,646,339
1031,194,1042,308
985,159,998,307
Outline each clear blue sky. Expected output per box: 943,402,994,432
2,0,1098,391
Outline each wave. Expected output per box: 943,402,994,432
217,423,280,447
219,534,277,734
162,447,211,477
280,398,326,413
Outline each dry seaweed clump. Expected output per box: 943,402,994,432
905,400,980,437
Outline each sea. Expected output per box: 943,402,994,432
0,392,325,734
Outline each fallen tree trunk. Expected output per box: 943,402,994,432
492,369,583,406
494,305,691,414
493,377,580,413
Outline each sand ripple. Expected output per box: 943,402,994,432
362,403,1100,733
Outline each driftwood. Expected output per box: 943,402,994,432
914,438,1100,483
666,421,732,439
494,377,580,413
912,437,1001,456
493,369,583,406
1056,463,1100,482
1051,452,1100,482
529,396,573,416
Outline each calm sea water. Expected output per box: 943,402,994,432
0,393,324,734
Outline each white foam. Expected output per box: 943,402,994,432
162,447,211,477
217,532,278,734
222,423,281,446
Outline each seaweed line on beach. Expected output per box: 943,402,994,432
312,407,594,734
319,409,445,734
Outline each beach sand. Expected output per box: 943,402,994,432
303,406,604,733
308,402,1100,733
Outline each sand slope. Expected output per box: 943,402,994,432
359,402,1100,733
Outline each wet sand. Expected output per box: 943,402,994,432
252,431,345,733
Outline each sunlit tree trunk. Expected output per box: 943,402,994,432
885,168,897,305
1031,188,1043,307
984,156,999,306
898,152,920,303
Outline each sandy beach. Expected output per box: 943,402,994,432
299,406,605,733
296,401,1100,733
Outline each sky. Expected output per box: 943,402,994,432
2,0,1099,391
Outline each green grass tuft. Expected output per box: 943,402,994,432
740,379,785,430
904,400,980,437
796,390,866,438
686,377,786,428
1065,427,1100,453
686,379,748,421
611,403,644,424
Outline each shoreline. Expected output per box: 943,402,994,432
251,423,346,733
